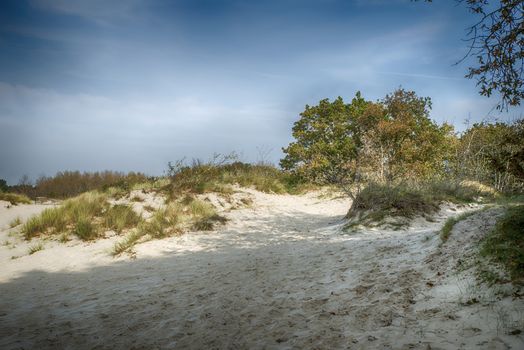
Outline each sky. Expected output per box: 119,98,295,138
1,0,523,184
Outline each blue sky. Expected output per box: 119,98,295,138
1,0,522,184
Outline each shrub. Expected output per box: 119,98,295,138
11,171,149,199
348,183,440,224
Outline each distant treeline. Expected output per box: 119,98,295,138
5,171,149,199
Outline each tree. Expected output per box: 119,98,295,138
422,0,524,109
280,93,371,198
458,119,524,191
281,89,456,195
0,179,8,192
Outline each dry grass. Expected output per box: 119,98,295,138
0,192,31,205
111,197,227,255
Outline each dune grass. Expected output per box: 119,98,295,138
28,242,44,255
479,205,524,284
9,217,22,228
168,161,314,196
0,192,31,205
111,197,227,255
21,192,139,241
346,180,498,228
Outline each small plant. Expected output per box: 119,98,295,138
112,230,143,256
28,242,44,255
192,214,228,231
9,217,22,228
131,195,144,202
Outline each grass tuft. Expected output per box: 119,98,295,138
0,192,31,205
9,217,22,228
28,242,44,255
104,205,141,233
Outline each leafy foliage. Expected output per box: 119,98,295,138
281,89,456,196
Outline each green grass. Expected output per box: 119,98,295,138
111,230,144,256
479,205,524,285
0,192,31,205
440,210,480,242
21,191,125,241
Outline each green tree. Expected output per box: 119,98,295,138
280,93,370,198
281,88,456,194
458,119,524,191
0,179,8,192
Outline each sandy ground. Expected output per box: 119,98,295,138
0,190,523,349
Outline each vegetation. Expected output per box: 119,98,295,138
440,211,481,242
9,217,22,228
28,242,44,255
112,197,227,255
9,171,149,199
22,192,112,240
0,192,31,205
281,89,455,199
421,0,524,109
479,205,524,284
168,157,313,196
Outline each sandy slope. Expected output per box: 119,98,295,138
0,190,523,349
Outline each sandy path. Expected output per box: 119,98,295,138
0,190,522,349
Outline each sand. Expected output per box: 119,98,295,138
0,189,523,349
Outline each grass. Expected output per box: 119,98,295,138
169,161,314,196
111,197,227,255
28,242,44,255
0,192,31,205
440,210,483,242
479,205,524,285
9,217,22,228
104,204,141,233
346,180,500,228
21,191,118,240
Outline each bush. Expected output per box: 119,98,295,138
11,171,149,199
348,183,440,224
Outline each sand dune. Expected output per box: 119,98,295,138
0,190,522,349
